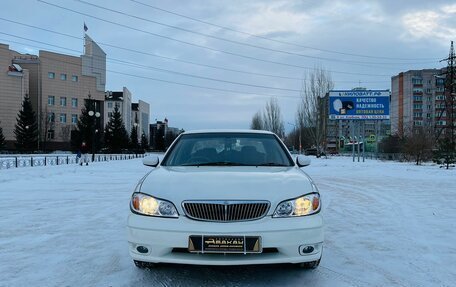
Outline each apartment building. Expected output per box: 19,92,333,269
10,34,106,150
0,44,30,148
391,69,446,137
104,87,132,133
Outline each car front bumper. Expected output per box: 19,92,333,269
127,213,324,266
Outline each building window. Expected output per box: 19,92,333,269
47,130,55,140
48,96,55,106
71,114,78,124
108,112,113,118
72,75,78,82
60,73,67,81
413,104,422,109
412,78,423,85
413,112,422,118
413,121,423,126
436,95,445,100
60,97,67,107
71,98,78,108
413,88,423,94
48,72,55,79
47,112,55,123
60,113,67,123
115,102,120,109
426,113,431,119
413,96,422,101
107,102,113,108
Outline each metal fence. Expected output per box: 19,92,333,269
335,152,405,161
0,154,146,170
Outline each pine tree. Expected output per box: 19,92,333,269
140,131,149,151
0,121,5,149
14,95,39,152
433,138,455,169
129,125,139,150
104,106,129,153
72,100,95,151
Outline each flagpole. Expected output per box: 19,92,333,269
83,22,85,55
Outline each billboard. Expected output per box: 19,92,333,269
329,90,390,120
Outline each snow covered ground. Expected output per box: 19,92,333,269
0,156,454,286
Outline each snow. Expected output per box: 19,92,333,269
0,156,455,286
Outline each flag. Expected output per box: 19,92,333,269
84,22,88,32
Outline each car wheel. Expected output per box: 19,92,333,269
298,258,321,269
134,260,156,269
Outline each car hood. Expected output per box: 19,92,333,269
139,166,315,214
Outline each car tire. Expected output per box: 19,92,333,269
134,260,156,269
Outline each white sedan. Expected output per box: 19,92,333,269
127,130,323,268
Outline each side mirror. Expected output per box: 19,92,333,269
296,155,311,167
143,156,159,167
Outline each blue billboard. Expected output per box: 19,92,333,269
328,90,390,120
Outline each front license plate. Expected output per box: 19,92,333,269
188,235,262,253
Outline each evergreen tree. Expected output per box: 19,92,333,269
433,138,456,169
73,100,95,151
14,95,38,152
140,131,149,151
0,121,5,149
129,125,139,150
104,106,129,153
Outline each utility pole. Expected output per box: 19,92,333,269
436,41,456,168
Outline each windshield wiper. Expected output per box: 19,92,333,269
182,161,249,166
256,162,289,166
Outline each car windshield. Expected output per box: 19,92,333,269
161,133,294,167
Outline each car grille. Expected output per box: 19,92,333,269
182,201,270,222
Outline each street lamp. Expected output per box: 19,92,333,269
287,122,302,154
88,107,101,162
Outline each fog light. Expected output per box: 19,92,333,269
299,245,314,255
136,245,149,254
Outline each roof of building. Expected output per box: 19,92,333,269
105,91,124,101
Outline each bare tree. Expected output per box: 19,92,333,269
403,126,434,165
250,111,263,130
263,98,285,138
296,67,334,154
59,125,71,143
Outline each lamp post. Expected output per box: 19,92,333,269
287,122,301,154
88,104,100,162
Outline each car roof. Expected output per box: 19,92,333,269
182,129,275,135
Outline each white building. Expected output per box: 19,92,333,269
104,87,132,133
131,100,150,141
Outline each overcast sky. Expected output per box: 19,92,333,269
2,0,455,131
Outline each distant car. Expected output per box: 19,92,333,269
127,130,323,268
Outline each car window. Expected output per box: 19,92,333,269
162,133,293,166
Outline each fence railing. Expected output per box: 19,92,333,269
0,154,146,170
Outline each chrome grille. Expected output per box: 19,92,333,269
182,201,270,222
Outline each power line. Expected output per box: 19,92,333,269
36,0,394,76
0,32,302,93
75,0,437,66
1,32,388,96
130,0,440,62
0,17,394,79
0,38,302,99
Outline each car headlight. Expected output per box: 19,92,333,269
131,192,179,218
273,193,320,217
